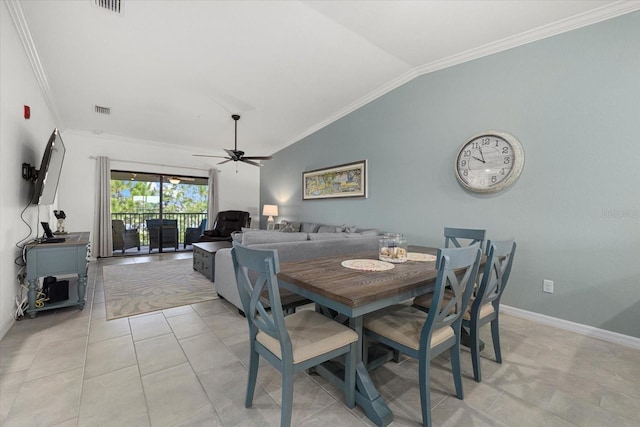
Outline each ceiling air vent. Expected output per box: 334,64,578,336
95,105,111,115
94,0,122,14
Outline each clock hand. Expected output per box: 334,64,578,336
478,146,486,163
472,156,485,163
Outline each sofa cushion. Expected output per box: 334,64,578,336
317,224,343,233
299,222,321,233
242,231,308,245
308,232,349,241
359,228,381,236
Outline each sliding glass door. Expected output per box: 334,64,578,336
111,171,208,253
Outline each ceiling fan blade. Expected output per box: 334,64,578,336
240,159,263,167
192,154,229,159
224,148,240,160
242,156,273,160
217,159,232,165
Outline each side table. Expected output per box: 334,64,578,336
192,241,232,281
25,231,91,318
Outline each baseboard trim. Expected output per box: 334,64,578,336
500,305,640,350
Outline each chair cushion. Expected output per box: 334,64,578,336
413,291,495,321
257,310,358,364
364,304,453,351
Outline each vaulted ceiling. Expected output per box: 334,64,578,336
12,0,640,159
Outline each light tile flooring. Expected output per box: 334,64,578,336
1,252,639,426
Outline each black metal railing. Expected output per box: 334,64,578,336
111,212,207,246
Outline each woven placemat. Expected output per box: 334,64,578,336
407,252,437,262
341,259,395,272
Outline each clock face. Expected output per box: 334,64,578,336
455,131,524,193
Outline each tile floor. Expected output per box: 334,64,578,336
1,252,639,426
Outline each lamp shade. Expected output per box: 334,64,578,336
262,204,278,217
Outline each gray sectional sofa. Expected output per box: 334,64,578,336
214,221,382,311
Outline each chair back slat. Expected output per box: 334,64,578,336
444,227,486,250
474,240,516,310
420,243,482,348
232,243,290,349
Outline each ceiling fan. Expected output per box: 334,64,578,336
193,114,272,167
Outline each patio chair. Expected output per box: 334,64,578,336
363,244,482,427
231,243,358,427
146,219,178,252
112,219,140,254
184,219,207,248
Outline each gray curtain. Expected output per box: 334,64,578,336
93,156,113,257
206,168,219,230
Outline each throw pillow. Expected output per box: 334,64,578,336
344,224,357,233
279,222,301,233
300,222,321,233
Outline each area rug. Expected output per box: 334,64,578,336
103,259,217,320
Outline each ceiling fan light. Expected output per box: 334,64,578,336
168,178,181,184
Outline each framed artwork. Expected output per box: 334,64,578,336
302,160,367,200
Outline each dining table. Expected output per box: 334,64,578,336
277,245,441,427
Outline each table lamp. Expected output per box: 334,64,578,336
262,204,278,230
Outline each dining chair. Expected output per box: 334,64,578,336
363,244,482,427
444,227,486,250
231,243,358,427
413,239,516,382
463,239,516,382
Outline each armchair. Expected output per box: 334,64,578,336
199,210,251,242
112,219,140,254
184,219,207,249
146,219,178,252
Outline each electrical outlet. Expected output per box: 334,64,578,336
543,279,554,293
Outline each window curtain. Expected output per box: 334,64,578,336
206,168,219,230
93,156,113,257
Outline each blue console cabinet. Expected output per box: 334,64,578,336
25,232,90,318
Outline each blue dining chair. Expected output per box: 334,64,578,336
444,227,486,250
363,244,482,427
464,239,516,382
231,243,358,427
414,239,516,382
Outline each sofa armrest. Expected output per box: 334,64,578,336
214,248,244,312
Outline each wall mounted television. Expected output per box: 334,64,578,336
22,128,66,205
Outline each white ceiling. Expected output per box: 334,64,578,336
14,0,640,159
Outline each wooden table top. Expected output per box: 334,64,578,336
278,246,439,311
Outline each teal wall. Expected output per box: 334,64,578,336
260,12,640,338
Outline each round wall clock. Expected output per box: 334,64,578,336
455,130,524,193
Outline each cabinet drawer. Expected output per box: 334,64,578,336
193,248,215,281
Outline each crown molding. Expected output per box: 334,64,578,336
285,1,640,150
6,0,63,128
414,0,640,77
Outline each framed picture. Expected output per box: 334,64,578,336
303,160,368,200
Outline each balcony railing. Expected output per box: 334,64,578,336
112,212,207,246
